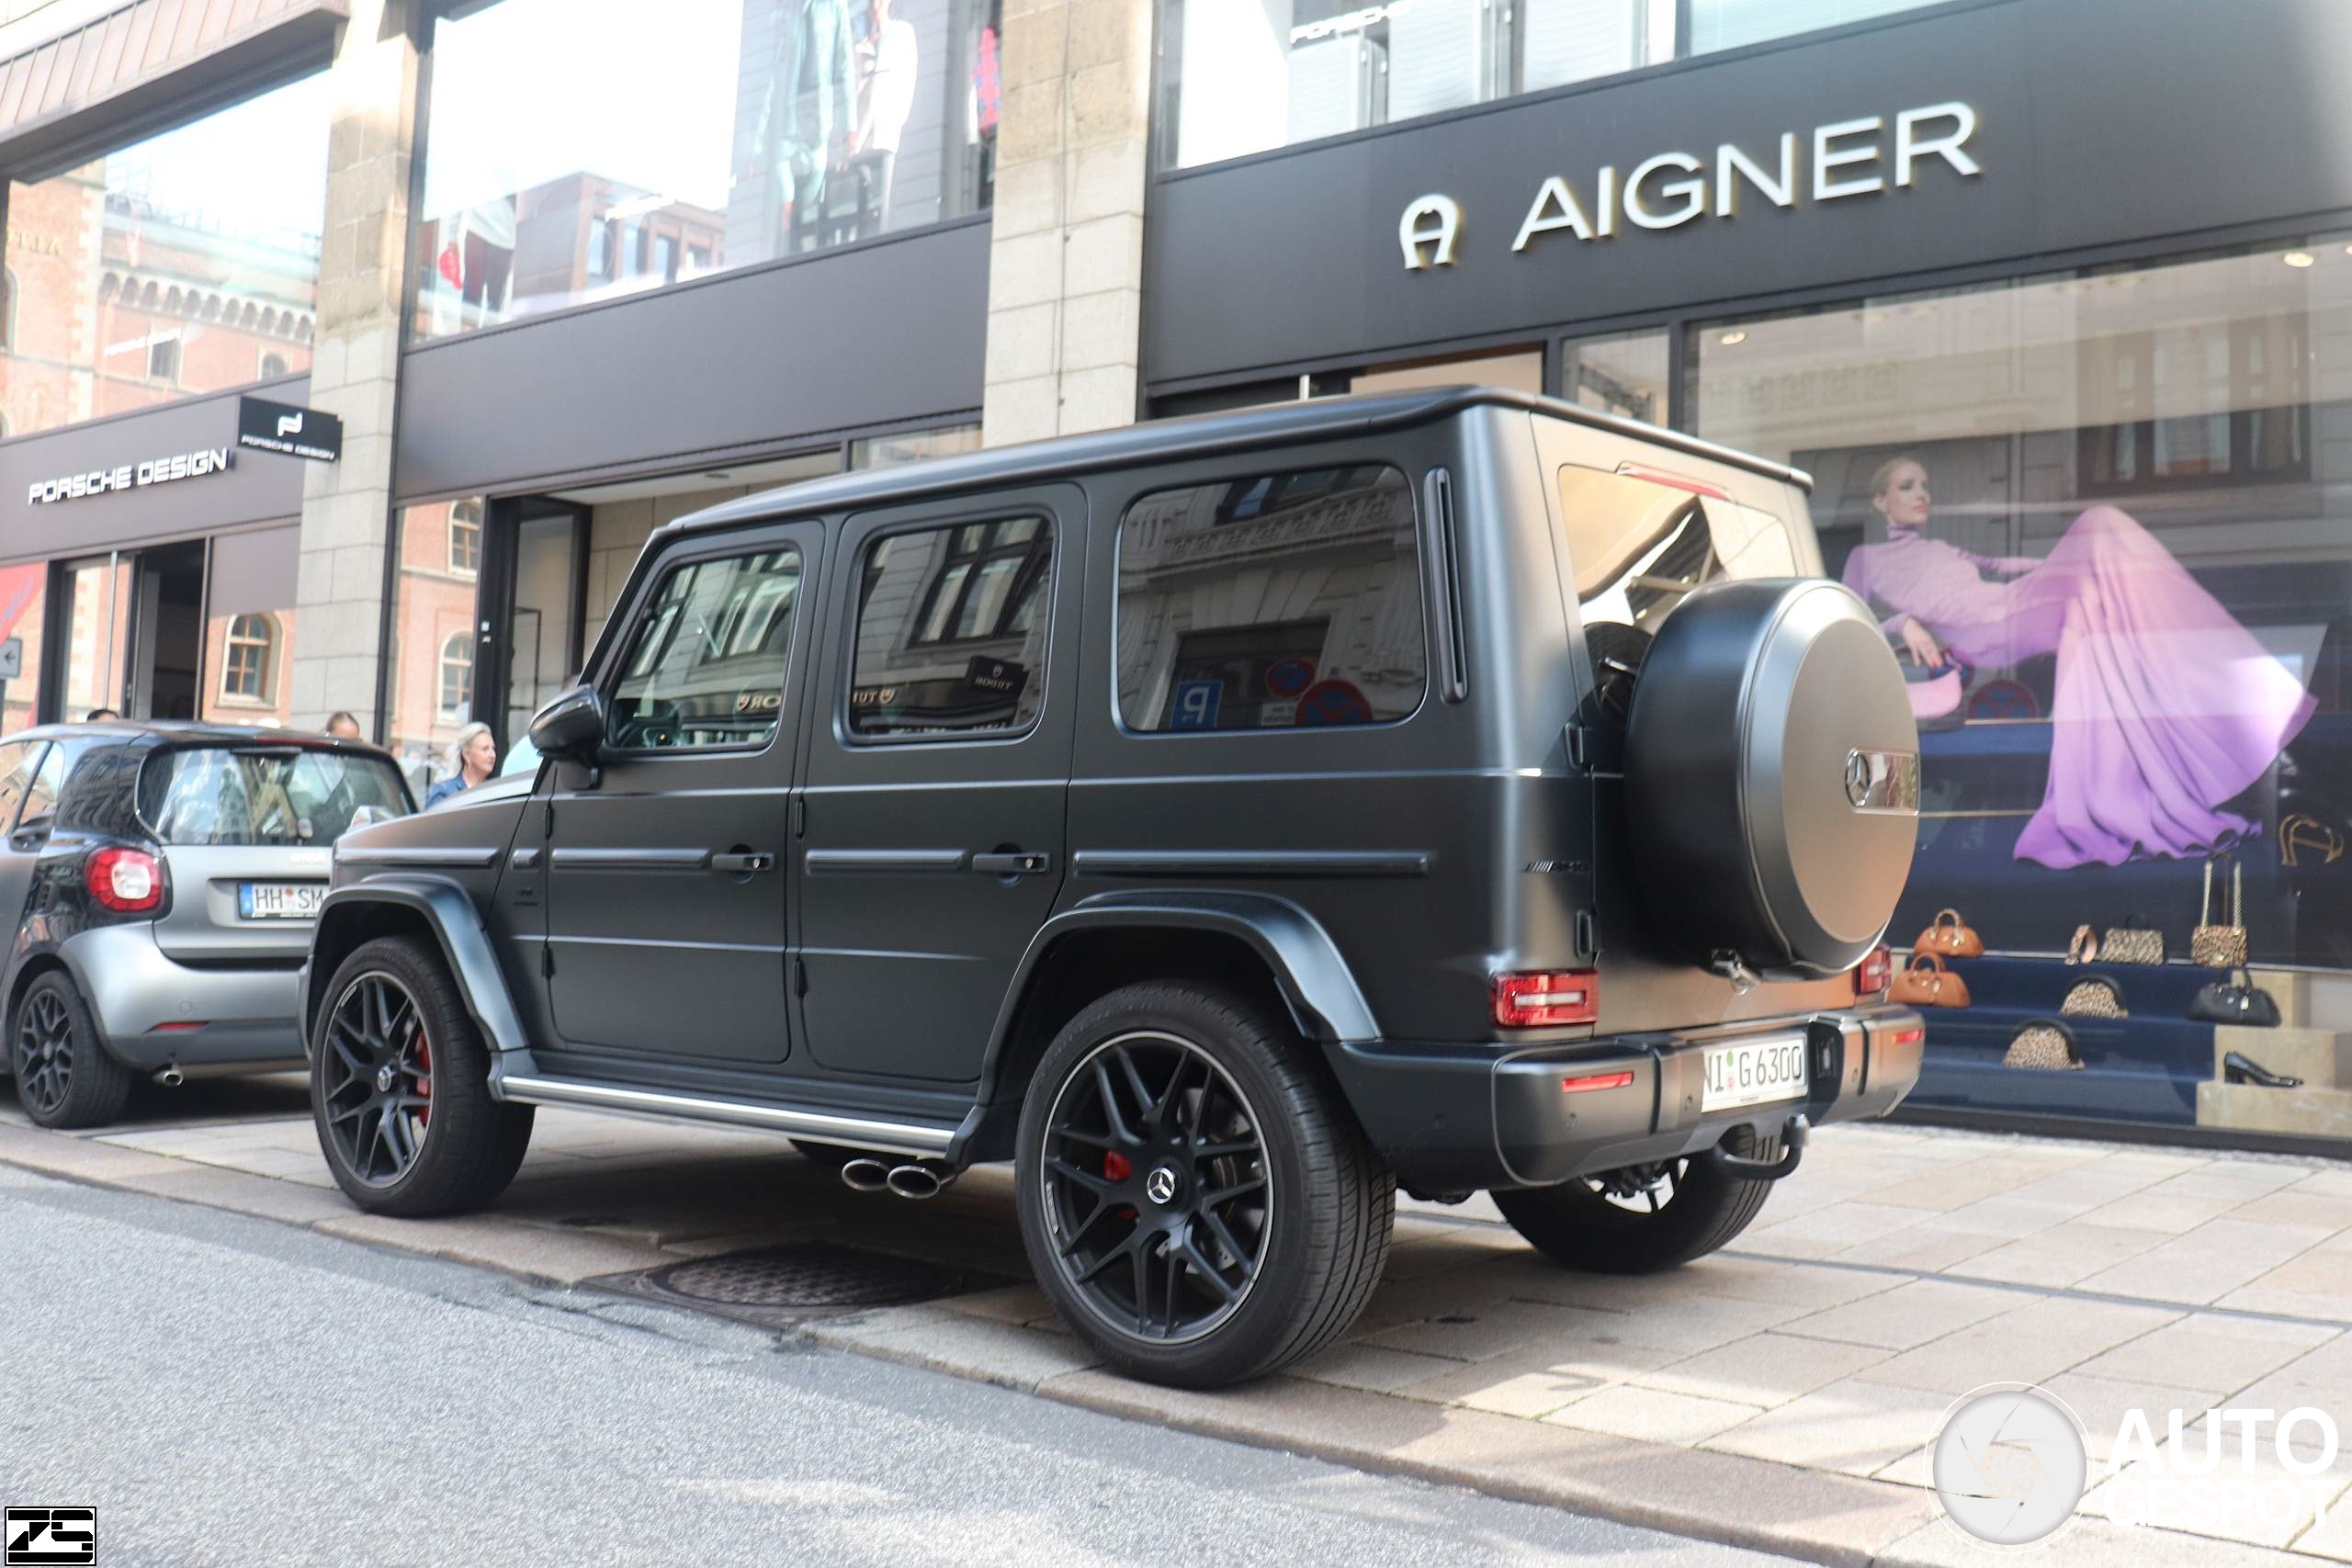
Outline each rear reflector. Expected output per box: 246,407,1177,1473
148,1021,205,1032
1493,970,1600,1028
1889,1026,1925,1046
1560,1070,1635,1095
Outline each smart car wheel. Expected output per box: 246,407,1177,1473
311,936,533,1217
11,971,132,1130
1015,981,1393,1388
1490,1126,1781,1274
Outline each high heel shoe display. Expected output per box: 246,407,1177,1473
2222,1051,2303,1089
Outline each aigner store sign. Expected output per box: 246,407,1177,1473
1397,101,1982,270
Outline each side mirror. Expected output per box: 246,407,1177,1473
529,684,607,762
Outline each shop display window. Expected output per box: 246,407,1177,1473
1689,236,2352,1136
389,502,492,797
1156,0,1948,168
413,0,1001,341
1,73,328,438
1114,465,1425,732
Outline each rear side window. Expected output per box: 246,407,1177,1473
608,546,803,751
1115,464,1426,733
1560,466,1797,633
20,743,63,825
140,749,410,846
847,516,1053,739
0,741,36,826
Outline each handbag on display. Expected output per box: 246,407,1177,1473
2188,968,2282,1028
2003,1018,2084,1071
1891,953,1972,1009
2060,975,2127,1020
2065,925,2099,965
2100,916,2165,966
2280,814,2346,868
1915,908,1984,959
2191,856,2249,969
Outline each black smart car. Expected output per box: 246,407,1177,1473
303,388,1925,1386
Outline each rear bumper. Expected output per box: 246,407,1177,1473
64,926,304,1070
1326,1005,1925,1194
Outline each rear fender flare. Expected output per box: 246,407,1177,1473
978,889,1379,1101
304,878,530,1057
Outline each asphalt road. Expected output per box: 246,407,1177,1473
0,1164,1803,1568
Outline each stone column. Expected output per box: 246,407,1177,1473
979,0,1152,446
288,0,424,731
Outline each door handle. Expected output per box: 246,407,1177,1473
970,851,1051,876
710,852,776,874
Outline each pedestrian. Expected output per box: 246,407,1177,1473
324,711,364,741
84,707,119,722
426,722,497,807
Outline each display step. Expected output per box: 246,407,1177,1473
2210,1026,2352,1091
2197,1080,2352,1138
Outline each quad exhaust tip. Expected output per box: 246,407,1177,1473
838,1157,952,1200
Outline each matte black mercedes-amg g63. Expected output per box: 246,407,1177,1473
303,387,1925,1386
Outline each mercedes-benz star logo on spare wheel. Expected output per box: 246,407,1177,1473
1933,1383,2090,1546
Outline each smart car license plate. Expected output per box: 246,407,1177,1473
240,882,324,920
1701,1035,1808,1112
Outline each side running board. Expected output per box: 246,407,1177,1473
492,1072,957,1159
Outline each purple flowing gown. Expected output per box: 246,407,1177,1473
1842,507,2315,868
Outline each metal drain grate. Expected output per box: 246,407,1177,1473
590,1243,991,1327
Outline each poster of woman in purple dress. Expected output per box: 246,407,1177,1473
1841,458,2317,870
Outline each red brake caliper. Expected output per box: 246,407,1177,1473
413,1034,432,1126
1103,1149,1135,1218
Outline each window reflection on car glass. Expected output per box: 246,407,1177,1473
608,547,802,751
0,741,34,826
848,518,1053,740
1560,468,1794,635
1114,465,1426,734
140,750,408,845
20,742,64,824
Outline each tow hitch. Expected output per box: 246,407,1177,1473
1701,1112,1809,1180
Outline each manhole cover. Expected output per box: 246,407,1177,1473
590,1243,996,1327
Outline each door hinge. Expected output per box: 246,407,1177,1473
541,945,556,978
793,955,808,998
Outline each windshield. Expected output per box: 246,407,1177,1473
139,748,412,847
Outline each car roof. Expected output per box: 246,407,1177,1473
668,385,1812,542
13,719,377,753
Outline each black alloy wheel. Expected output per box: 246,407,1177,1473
318,971,435,1188
1038,1030,1273,1345
309,935,534,1217
10,971,131,1129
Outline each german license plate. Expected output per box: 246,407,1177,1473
239,882,325,920
1701,1035,1808,1112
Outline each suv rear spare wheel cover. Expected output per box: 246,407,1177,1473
1623,577,1918,976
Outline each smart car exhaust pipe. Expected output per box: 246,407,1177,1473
839,1157,891,1193
884,1164,949,1201
154,1066,185,1089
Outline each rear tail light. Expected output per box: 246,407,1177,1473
1888,1026,1925,1046
87,847,164,914
1493,970,1600,1028
1856,945,1893,998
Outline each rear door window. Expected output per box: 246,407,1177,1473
1115,464,1426,733
140,749,411,846
1560,466,1797,634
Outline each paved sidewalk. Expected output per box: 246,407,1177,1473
8,1077,2352,1566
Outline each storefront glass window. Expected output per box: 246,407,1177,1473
1562,329,1668,425
849,423,982,468
0,73,328,437
1157,0,1952,169
413,0,1001,341
1688,238,2352,1131
388,502,489,796
0,567,43,735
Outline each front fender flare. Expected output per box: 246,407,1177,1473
305,877,531,1057
978,889,1379,1099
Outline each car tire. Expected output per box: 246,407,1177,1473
10,970,133,1130
1014,980,1394,1388
1490,1126,1781,1274
311,935,534,1217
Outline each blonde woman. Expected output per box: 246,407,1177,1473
425,721,497,807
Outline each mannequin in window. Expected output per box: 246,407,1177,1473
748,0,859,252
1841,457,2314,867
852,0,919,237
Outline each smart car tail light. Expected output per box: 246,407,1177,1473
87,846,164,914
1493,970,1600,1028
1855,945,1893,998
